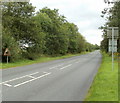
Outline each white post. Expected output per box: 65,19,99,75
7,56,8,64
112,27,114,71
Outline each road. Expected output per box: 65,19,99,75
1,50,102,101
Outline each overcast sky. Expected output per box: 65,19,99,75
30,0,109,45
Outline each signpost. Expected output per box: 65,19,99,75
104,0,119,71
107,27,119,71
3,48,11,64
108,39,117,52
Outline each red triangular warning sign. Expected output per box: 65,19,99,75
4,48,11,56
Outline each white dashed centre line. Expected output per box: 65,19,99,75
49,64,63,69
75,61,81,63
60,64,72,70
27,75,36,79
43,72,49,74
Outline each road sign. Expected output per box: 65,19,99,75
107,27,119,39
107,27,118,53
109,39,117,46
109,46,117,52
4,48,11,64
107,27,119,71
4,48,11,56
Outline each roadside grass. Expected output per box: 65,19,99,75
0,52,89,69
85,52,118,101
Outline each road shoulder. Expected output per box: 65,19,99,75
85,52,118,101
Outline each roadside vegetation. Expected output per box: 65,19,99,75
100,2,120,53
85,52,118,101
1,2,99,65
1,52,89,69
85,2,120,101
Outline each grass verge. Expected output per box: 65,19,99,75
0,52,89,69
85,52,118,101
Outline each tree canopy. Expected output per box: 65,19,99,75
2,2,98,62
100,1,120,53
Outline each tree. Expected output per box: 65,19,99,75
2,2,45,60
76,34,86,53
38,7,69,55
2,2,36,46
100,1,120,52
65,23,79,53
2,3,93,62
2,27,21,62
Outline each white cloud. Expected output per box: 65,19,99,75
30,0,108,45
83,29,103,45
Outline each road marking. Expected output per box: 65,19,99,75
49,64,63,69
49,66,58,69
27,75,36,79
14,72,51,87
43,72,49,74
60,64,72,70
0,72,39,85
3,83,12,87
75,61,81,63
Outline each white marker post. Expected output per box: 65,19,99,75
7,56,8,64
112,27,114,71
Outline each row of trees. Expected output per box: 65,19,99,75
100,1,120,53
2,2,99,62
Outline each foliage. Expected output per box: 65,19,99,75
2,27,21,62
2,2,98,62
100,1,120,52
39,7,69,55
1,52,89,69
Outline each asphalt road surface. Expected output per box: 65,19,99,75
1,50,102,101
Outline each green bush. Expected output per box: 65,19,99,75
2,28,22,62
22,51,41,60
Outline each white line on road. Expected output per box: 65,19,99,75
27,75,36,79
43,72,49,74
49,66,58,69
60,64,72,70
75,61,81,63
3,83,12,87
0,72,39,85
49,64,63,69
14,72,51,88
